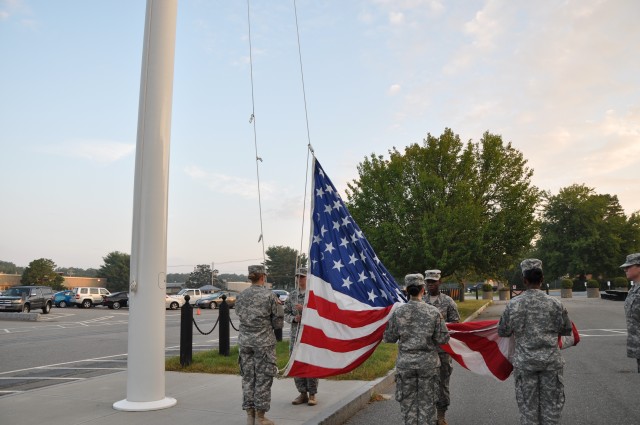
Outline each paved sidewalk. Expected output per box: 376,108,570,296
0,368,395,425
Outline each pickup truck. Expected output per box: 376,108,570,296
176,288,206,305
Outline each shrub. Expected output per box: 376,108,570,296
561,279,573,289
613,276,629,289
482,283,493,292
586,279,600,289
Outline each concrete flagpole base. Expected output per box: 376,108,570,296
113,397,177,412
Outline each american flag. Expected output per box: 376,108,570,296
284,157,406,378
442,320,580,381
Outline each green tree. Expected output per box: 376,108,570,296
20,258,65,289
186,264,215,288
264,246,308,291
55,267,98,277
0,260,18,274
97,251,130,292
535,184,640,281
346,128,540,284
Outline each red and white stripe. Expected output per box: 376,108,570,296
284,276,399,378
443,320,581,381
443,320,514,381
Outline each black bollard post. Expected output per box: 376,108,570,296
219,295,230,356
180,294,193,367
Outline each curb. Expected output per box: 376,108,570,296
463,300,493,322
0,312,41,321
307,369,396,425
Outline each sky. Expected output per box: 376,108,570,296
1,0,639,275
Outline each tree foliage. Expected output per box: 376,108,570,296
20,258,65,290
264,246,308,291
345,128,540,282
0,260,18,274
97,251,130,292
186,264,218,288
535,184,640,281
55,267,98,277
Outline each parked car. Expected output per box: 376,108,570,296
0,286,54,313
272,289,289,303
195,291,239,309
72,287,111,308
103,292,129,310
467,282,498,293
54,290,74,308
165,294,185,310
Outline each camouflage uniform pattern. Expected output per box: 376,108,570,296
624,284,640,359
498,289,573,425
284,288,319,395
424,292,460,411
236,284,284,412
384,300,450,425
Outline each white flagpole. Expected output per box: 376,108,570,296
113,0,178,411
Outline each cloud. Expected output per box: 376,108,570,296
389,12,404,25
388,84,401,96
35,140,135,163
0,0,30,23
184,165,275,200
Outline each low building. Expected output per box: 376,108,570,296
0,273,107,291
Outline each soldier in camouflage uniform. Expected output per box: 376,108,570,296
284,267,319,406
498,259,573,425
621,253,640,373
424,269,460,425
236,265,285,425
384,274,450,425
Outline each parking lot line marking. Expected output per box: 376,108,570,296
0,377,85,381
38,367,127,371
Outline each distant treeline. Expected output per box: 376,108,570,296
167,272,247,284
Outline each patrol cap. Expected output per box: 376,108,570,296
295,267,307,276
424,269,441,281
248,265,266,275
520,258,542,275
620,253,640,268
405,273,425,288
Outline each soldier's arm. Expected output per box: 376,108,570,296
383,315,399,343
497,307,512,337
283,294,295,324
270,294,285,330
448,301,461,323
558,305,572,336
433,313,450,345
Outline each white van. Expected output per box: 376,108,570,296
72,287,111,308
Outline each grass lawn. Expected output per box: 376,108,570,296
165,298,491,380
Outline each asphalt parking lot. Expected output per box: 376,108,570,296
0,305,278,397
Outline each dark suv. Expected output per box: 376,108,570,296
0,286,54,313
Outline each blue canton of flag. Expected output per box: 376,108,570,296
309,159,405,307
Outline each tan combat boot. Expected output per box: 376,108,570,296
437,408,448,425
246,408,255,425
256,410,275,425
307,394,317,406
291,392,308,405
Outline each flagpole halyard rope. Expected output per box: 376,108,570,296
293,0,315,281
246,0,266,267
